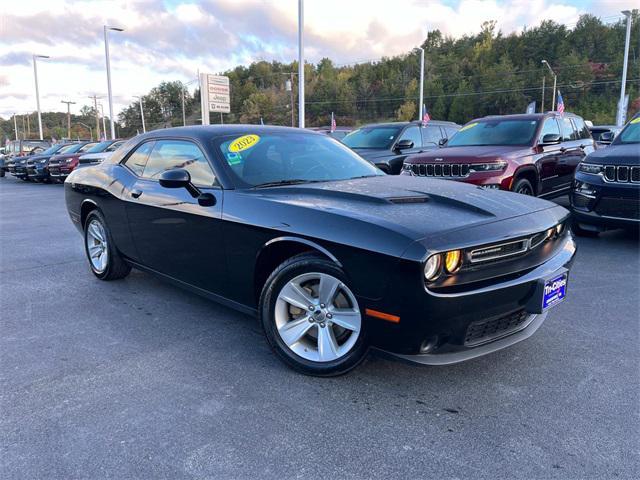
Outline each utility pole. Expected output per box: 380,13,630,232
60,100,76,139
13,114,18,141
181,84,187,126
297,0,305,128
21,115,26,139
88,95,101,140
541,60,557,111
98,104,107,140
33,54,49,140
133,96,146,133
541,76,545,113
26,113,31,138
617,10,633,126
416,47,424,121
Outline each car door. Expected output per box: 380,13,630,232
123,138,226,295
556,117,584,190
535,117,562,193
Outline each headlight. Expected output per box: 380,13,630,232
424,254,442,282
444,250,462,273
65,158,73,163
469,161,507,173
578,163,603,175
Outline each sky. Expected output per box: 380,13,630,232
0,0,633,120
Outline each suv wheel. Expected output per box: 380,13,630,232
260,254,368,376
512,178,534,196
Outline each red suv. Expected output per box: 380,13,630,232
401,113,596,197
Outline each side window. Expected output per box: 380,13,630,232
422,125,442,146
572,117,591,140
398,126,422,148
538,118,561,142
124,141,155,176
142,140,216,186
560,117,576,141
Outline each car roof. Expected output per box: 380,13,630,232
474,112,581,122
358,120,459,129
139,125,319,142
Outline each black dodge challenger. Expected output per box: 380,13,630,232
65,126,576,376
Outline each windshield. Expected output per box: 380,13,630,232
78,143,98,153
448,119,539,147
84,141,113,153
58,144,83,154
342,126,402,149
216,132,383,187
40,144,65,155
614,118,640,145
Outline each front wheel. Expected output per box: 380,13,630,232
260,254,368,376
84,210,131,280
512,177,534,196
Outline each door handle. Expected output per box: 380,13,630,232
131,189,143,199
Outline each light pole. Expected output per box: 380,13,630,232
13,113,18,141
78,122,93,141
133,96,146,133
541,60,557,111
60,100,76,139
297,0,304,128
104,25,124,140
33,54,50,140
416,47,425,121
617,10,633,126
98,104,107,140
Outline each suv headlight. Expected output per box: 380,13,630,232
468,161,507,173
578,163,603,175
424,254,442,282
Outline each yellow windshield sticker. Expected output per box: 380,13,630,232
229,134,260,152
630,117,640,124
460,122,478,132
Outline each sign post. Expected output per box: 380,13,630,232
199,73,231,125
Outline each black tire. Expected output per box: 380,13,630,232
512,177,534,196
83,209,132,280
571,219,599,237
259,253,368,376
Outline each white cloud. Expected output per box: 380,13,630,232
0,0,600,119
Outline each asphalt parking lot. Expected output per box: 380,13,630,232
1,175,638,479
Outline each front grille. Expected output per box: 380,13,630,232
411,163,469,177
469,239,529,263
595,197,640,219
603,165,640,183
464,309,530,346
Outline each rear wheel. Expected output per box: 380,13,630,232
84,210,131,280
512,177,534,196
260,254,368,376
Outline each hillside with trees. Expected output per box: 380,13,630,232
2,13,638,142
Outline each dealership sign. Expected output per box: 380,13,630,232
200,73,230,124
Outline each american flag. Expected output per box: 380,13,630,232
330,112,336,132
556,90,565,114
422,104,431,123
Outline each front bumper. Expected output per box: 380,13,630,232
26,164,49,180
48,165,72,179
364,231,576,365
571,172,640,231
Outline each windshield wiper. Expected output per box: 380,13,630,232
253,179,321,189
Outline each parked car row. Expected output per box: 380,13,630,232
3,139,125,182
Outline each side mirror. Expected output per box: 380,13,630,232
395,139,414,151
159,168,201,198
438,138,448,147
541,133,561,145
599,131,614,143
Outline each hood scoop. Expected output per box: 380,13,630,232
387,195,429,204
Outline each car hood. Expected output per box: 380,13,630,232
410,145,530,162
50,153,79,162
252,175,558,242
585,143,640,165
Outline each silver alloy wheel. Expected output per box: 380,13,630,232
86,219,108,273
275,272,361,363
